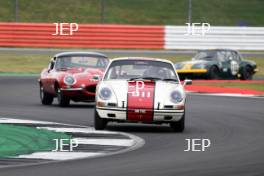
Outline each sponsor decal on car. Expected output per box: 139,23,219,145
127,80,155,121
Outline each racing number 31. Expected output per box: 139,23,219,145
127,81,155,121
128,81,151,97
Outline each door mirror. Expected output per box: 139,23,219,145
48,60,55,72
183,79,192,86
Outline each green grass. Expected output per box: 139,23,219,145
0,53,263,78
0,53,190,74
192,82,264,92
0,0,263,26
0,124,71,157
0,54,50,73
0,52,263,93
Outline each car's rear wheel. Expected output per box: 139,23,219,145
170,113,185,132
40,84,54,105
57,88,70,107
208,66,220,79
94,109,107,130
240,66,253,80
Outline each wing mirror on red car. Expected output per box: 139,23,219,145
48,60,55,72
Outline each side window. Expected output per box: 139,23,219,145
225,51,233,61
217,51,226,62
97,58,109,68
232,51,241,61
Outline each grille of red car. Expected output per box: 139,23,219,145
86,85,96,93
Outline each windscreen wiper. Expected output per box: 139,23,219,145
129,77,161,81
162,78,179,82
56,67,71,71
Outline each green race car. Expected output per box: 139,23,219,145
175,49,258,80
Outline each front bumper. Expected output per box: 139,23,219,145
96,107,184,122
61,88,84,91
60,87,95,101
176,69,208,80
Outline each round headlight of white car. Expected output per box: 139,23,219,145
170,91,183,103
64,75,76,85
99,87,112,100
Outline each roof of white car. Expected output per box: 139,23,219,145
111,57,173,64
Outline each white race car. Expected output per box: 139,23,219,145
95,57,191,132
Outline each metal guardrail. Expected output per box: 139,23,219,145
0,23,264,50
165,26,264,50
0,23,164,49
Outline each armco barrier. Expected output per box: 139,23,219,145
0,23,164,49
0,23,264,50
165,26,264,50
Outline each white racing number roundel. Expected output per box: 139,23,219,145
230,60,239,75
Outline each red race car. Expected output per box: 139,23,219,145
39,52,109,107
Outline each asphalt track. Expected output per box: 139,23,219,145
0,76,264,176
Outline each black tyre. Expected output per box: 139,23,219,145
170,113,185,132
94,109,107,130
57,88,70,107
40,84,54,105
208,66,220,79
240,66,253,80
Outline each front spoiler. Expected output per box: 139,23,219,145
61,88,84,91
60,87,95,97
176,69,208,74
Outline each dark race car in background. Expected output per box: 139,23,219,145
39,52,109,107
175,49,257,80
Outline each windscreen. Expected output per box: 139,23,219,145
193,51,226,61
55,56,109,69
104,60,178,81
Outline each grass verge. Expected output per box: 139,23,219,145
0,124,71,157
0,54,50,74
0,0,264,26
0,53,263,77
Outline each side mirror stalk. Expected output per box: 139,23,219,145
183,79,192,86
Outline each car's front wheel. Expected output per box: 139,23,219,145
208,66,220,79
94,109,107,130
240,66,253,80
57,88,70,107
170,113,185,132
40,84,54,105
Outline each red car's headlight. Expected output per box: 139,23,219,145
64,75,76,85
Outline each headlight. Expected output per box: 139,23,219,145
170,91,183,103
99,87,112,100
64,75,76,85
